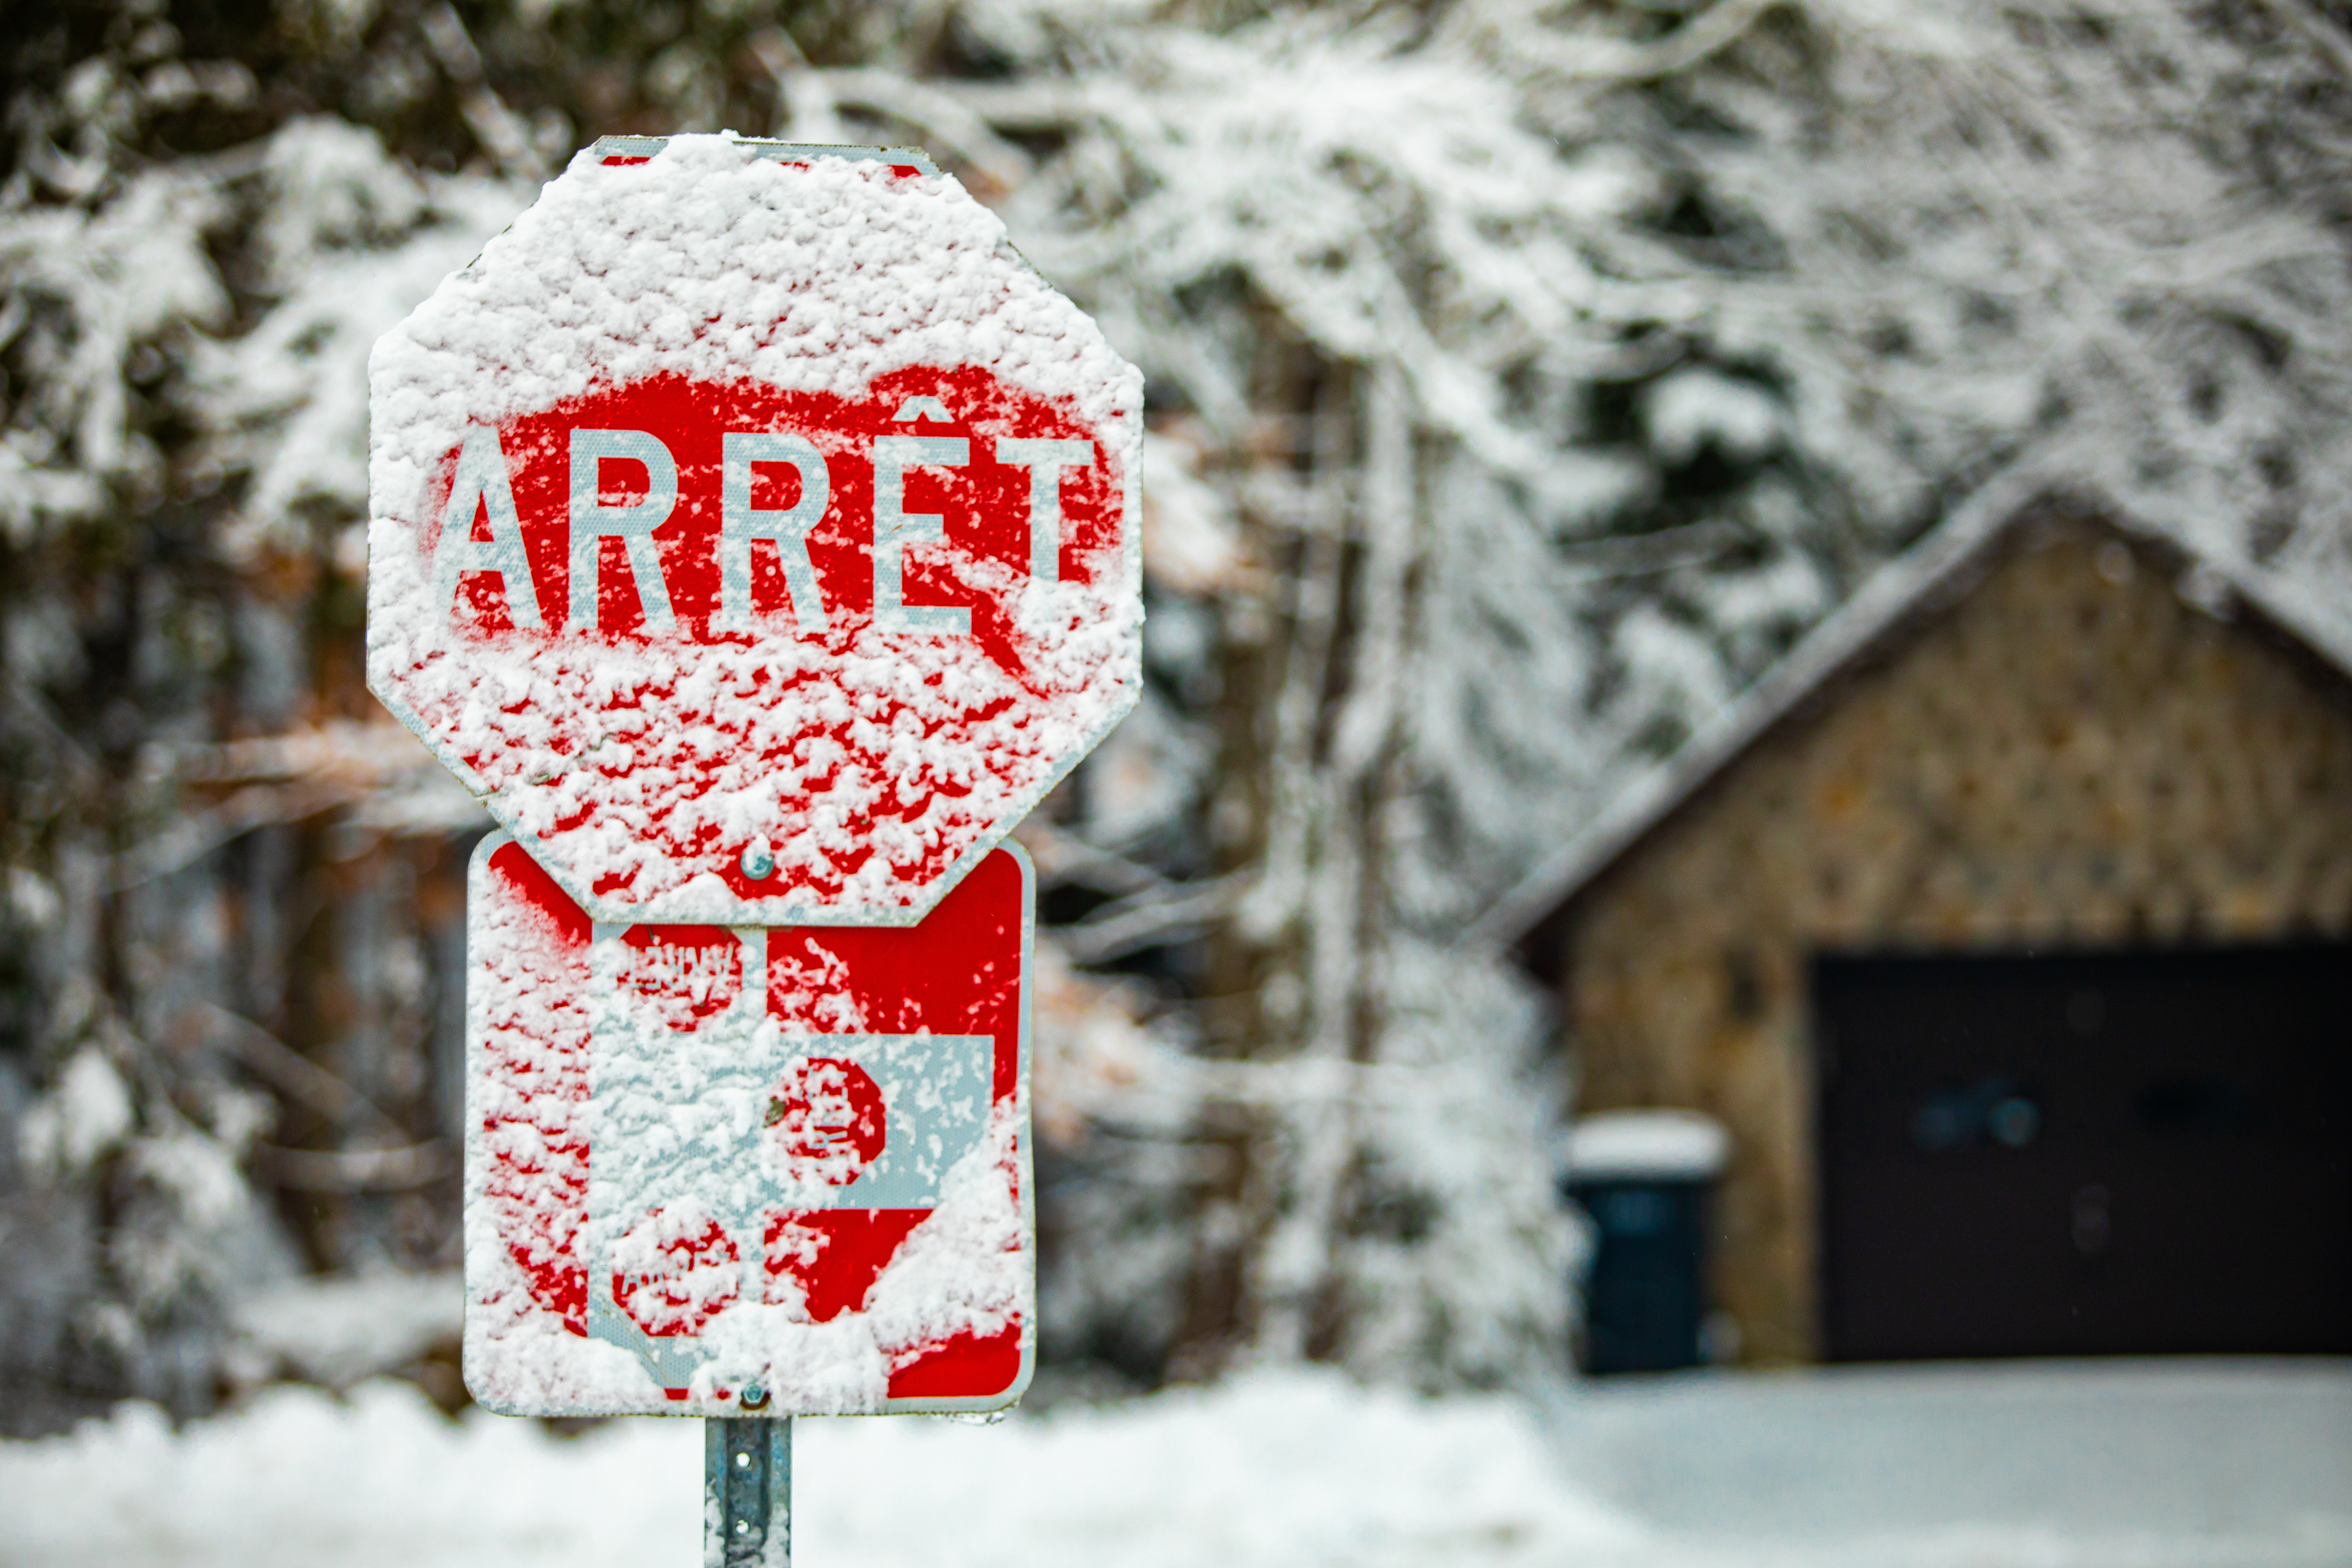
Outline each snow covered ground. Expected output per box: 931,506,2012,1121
0,1360,2344,1568
1550,1361,2352,1568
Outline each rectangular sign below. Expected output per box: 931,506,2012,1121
462,833,1035,1417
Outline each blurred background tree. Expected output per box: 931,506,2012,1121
5,0,2350,1430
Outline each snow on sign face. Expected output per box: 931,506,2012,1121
463,831,1035,1417
368,136,1142,925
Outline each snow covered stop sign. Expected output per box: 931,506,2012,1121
367,138,1139,1417
368,136,1140,927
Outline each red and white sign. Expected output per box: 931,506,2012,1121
368,136,1142,927
463,833,1034,1416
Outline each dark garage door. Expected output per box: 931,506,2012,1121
1814,944,2352,1362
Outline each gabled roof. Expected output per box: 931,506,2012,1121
1473,467,2352,975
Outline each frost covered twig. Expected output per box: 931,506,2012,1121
1058,877,1239,965
811,69,1033,191
1456,0,1785,84
418,5,543,180
200,1003,404,1138
252,1141,454,1193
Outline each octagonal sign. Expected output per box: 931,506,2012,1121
368,136,1141,925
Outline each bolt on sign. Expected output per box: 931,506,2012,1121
368,136,1143,1428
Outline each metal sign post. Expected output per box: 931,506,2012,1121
707,1416,790,1568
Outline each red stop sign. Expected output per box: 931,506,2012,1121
369,138,1140,924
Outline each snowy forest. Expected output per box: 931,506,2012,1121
6,0,2352,1433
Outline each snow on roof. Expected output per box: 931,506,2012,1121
1559,1110,1729,1182
1472,461,2352,961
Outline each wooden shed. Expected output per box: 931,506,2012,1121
1497,507,2352,1365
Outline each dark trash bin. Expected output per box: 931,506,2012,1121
1561,1110,1729,1375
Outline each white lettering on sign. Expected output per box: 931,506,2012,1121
995,438,1093,585
568,428,679,632
439,425,1093,635
716,432,830,632
871,435,971,635
431,427,544,628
